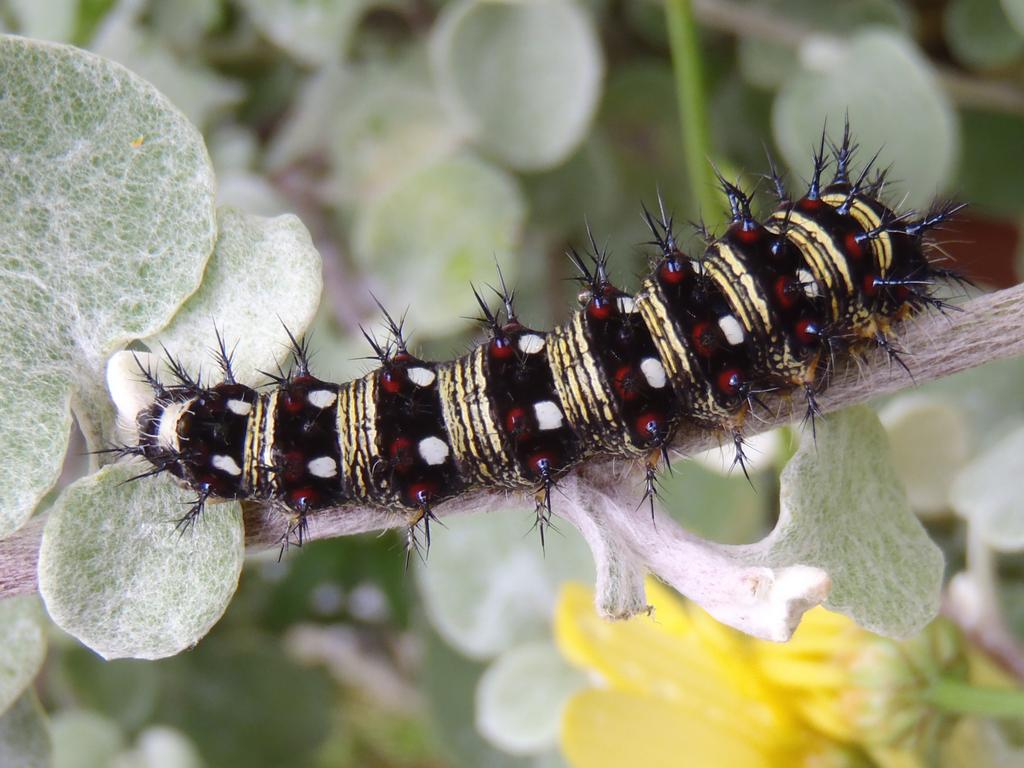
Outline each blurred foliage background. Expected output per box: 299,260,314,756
3,0,1024,766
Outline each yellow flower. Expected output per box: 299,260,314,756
554,581,870,768
555,581,1024,768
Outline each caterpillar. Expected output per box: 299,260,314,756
106,125,964,554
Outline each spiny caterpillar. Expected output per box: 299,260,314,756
106,125,964,554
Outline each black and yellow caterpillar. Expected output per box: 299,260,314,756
107,127,963,551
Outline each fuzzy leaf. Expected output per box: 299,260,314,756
0,596,46,717
945,0,1024,71
143,207,323,383
432,0,603,171
38,464,244,660
415,509,594,660
950,423,1024,552
239,0,386,65
0,36,216,536
92,8,242,128
773,28,957,211
880,395,970,517
0,691,50,768
354,154,525,338
112,726,203,768
50,710,124,768
475,641,585,756
740,406,945,637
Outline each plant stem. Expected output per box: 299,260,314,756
923,678,1024,719
665,0,717,218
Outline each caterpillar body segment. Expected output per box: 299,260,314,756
107,131,963,551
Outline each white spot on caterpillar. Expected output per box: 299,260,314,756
617,296,637,314
308,389,337,409
227,399,252,416
797,268,820,298
307,456,338,478
212,454,242,476
718,314,745,346
418,436,450,466
533,400,564,431
640,357,667,389
157,401,190,452
407,367,436,387
518,334,545,354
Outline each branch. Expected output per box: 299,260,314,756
3,286,1024,639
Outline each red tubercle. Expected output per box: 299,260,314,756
634,411,664,440
281,387,307,414
691,321,717,357
503,406,532,438
612,365,639,401
527,449,558,478
489,335,515,360
380,368,404,395
862,274,879,297
586,294,614,321
798,197,824,212
716,368,743,398
773,275,799,310
406,481,439,508
795,318,820,346
844,231,864,260
658,257,688,285
732,222,763,245
288,487,320,511
282,450,306,482
388,436,415,472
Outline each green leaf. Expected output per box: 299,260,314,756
737,0,912,90
57,648,161,733
0,691,51,768
415,508,594,660
112,727,202,768
950,424,1024,552
0,36,216,536
50,710,124,768
328,59,461,209
91,9,242,128
1005,0,1024,35
422,626,562,768
475,641,585,755
772,29,958,211
239,0,385,65
7,0,78,42
152,634,332,768
353,153,526,338
0,596,46,717
143,207,323,383
880,395,970,517
746,406,945,638
957,110,1024,217
432,0,604,171
38,463,244,660
945,0,1024,70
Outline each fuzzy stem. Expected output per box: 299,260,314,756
923,678,1024,718
665,0,717,218
1,286,1024,606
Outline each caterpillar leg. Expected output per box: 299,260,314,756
531,458,561,552
405,501,440,568
637,446,671,525
278,510,310,561
172,489,210,538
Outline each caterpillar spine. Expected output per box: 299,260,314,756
106,126,964,554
